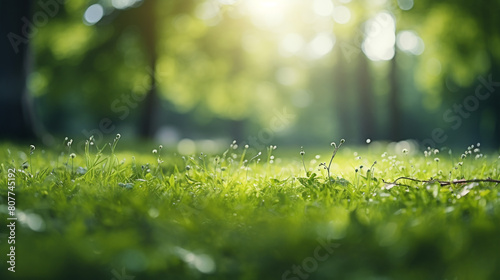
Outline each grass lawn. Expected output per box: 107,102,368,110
1,136,500,280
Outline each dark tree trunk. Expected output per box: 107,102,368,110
230,119,245,141
138,60,158,138
357,55,375,141
137,0,159,139
333,49,353,140
0,0,39,140
388,52,400,141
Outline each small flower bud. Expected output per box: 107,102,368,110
70,153,76,159
116,134,121,139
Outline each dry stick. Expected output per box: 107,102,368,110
383,176,500,187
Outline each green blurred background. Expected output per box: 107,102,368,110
1,0,500,150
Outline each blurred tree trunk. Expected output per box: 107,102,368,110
482,1,500,146
487,61,500,146
333,49,353,140
230,119,245,141
137,0,159,139
357,55,375,141
388,52,400,140
0,0,39,140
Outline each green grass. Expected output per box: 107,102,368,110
1,137,500,280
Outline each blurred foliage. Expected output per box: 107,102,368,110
25,0,500,146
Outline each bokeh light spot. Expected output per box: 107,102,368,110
178,138,196,155
307,32,335,59
397,30,425,55
332,5,351,24
397,0,414,11
313,0,334,17
83,4,104,25
112,0,142,10
279,33,305,56
362,12,396,61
